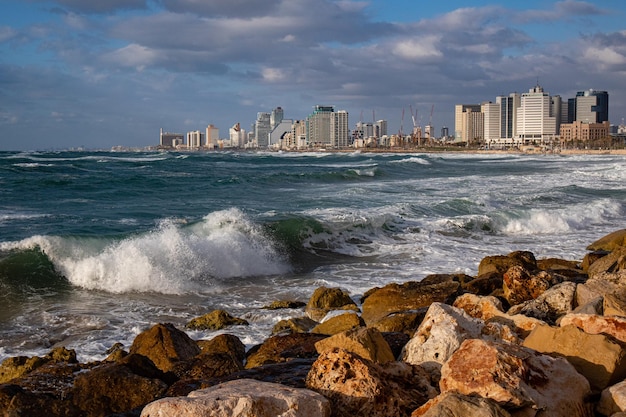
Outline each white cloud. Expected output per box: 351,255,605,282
103,43,159,71
392,37,443,61
262,67,286,82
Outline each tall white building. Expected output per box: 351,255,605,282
496,93,521,139
269,119,293,147
270,107,284,130
375,120,388,138
482,102,500,142
516,84,557,143
187,130,203,149
331,110,349,148
306,106,349,148
255,112,271,147
454,104,482,143
229,123,246,148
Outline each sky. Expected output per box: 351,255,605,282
0,0,625,151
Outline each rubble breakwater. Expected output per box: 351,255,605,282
3,229,626,416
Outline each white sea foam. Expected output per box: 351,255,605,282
392,156,431,165
1,208,290,294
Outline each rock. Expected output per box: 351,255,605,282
311,312,364,335
571,295,604,315
130,322,201,373
440,338,593,416
361,280,461,325
305,286,359,321
245,333,326,369
582,250,609,272
172,351,244,380
598,380,626,416
507,281,576,324
306,348,437,417
453,293,544,337
420,273,474,286
477,251,537,277
560,314,626,344
186,309,249,330
412,391,512,417
523,324,626,392
381,331,411,359
72,354,169,416
263,300,306,309
369,309,427,336
315,326,395,364
272,316,318,334
0,384,82,417
577,272,626,306
587,229,626,252
0,347,77,384
197,333,246,364
605,293,626,316
462,272,503,296
588,247,626,278
142,378,331,417
502,265,554,306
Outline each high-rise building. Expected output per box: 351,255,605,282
375,120,388,138
306,106,349,148
496,93,520,139
454,104,482,143
229,123,245,148
481,101,500,142
205,124,219,148
270,107,284,130
255,112,271,147
332,110,349,148
516,84,557,142
187,130,203,149
269,119,294,147
575,89,609,123
159,128,184,148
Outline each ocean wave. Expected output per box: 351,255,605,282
0,208,291,294
391,156,431,165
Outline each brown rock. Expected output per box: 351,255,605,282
0,384,82,417
440,338,593,416
582,250,609,272
502,265,554,306
306,348,437,417
130,322,201,373
477,251,537,277
369,309,427,337
576,271,626,306
272,316,318,335
197,333,246,364
605,292,626,316
171,352,244,380
462,272,503,296
361,280,461,325
506,281,576,324
523,324,626,392
314,326,395,364
587,229,626,251
311,312,364,335
245,333,326,369
186,309,249,330
262,300,306,309
412,391,512,417
305,286,359,321
142,378,331,417
420,273,474,286
0,347,77,384
588,247,626,278
72,354,169,416
598,380,626,416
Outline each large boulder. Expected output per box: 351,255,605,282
477,251,538,277
314,326,395,364
361,280,461,325
587,247,626,278
0,347,77,384
523,324,626,392
412,391,512,417
311,312,365,335
245,333,326,369
197,333,246,364
440,338,593,416
130,323,201,373
369,309,427,336
576,271,626,306
72,354,169,417
142,378,331,417
598,380,626,416
171,351,243,380
272,316,318,335
306,348,437,417
507,281,576,324
186,309,249,330
305,286,359,321
502,265,556,306
587,229,626,252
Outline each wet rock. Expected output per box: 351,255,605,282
305,286,359,321
197,333,246,364
314,326,395,364
462,272,504,296
412,391,512,417
598,380,626,416
361,280,461,325
142,378,331,417
172,351,243,380
306,348,437,417
245,333,326,369
369,309,427,337
272,316,318,334
587,229,626,252
129,323,201,373
440,338,593,416
507,281,576,324
311,311,364,335
72,354,169,417
0,347,77,384
560,313,626,344
186,309,249,330
0,383,82,417
420,273,474,286
262,300,306,309
477,251,538,277
523,324,626,392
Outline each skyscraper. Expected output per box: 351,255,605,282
454,104,482,143
516,84,557,142
496,93,520,139
575,89,609,123
255,112,271,147
270,107,284,130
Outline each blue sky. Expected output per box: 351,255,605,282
0,0,625,150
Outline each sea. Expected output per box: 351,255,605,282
0,149,624,363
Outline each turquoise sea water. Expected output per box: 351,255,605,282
0,150,624,361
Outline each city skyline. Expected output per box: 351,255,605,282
1,1,625,151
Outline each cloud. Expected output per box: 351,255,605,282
0,26,17,43
34,0,149,14
516,0,608,23
159,0,282,18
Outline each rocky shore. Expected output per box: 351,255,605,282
2,229,626,416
